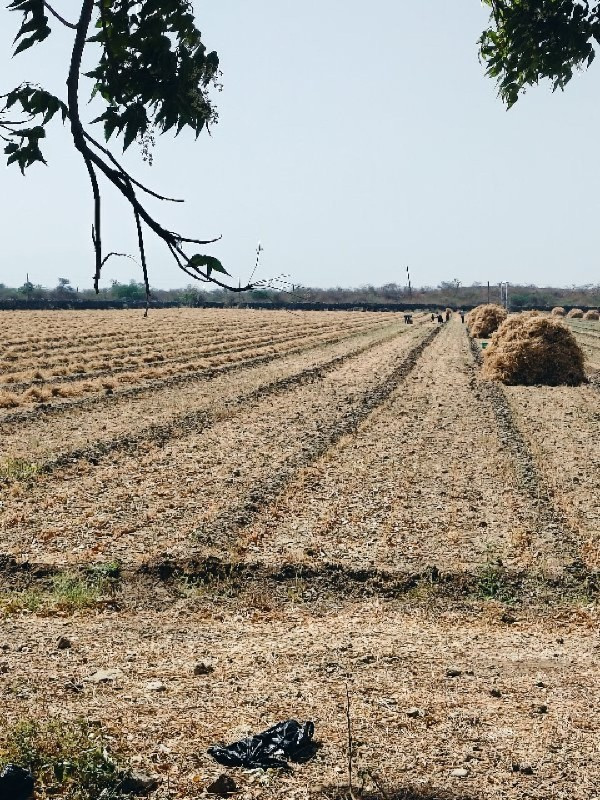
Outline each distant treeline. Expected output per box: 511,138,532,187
1,278,600,311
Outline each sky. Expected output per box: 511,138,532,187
1,1,600,291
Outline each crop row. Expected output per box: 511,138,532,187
0,318,378,390
0,320,395,410
0,315,375,377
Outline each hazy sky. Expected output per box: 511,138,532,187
1,2,600,291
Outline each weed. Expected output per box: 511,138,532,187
50,573,105,612
0,719,136,799
0,570,118,617
86,560,122,580
0,457,39,483
475,562,515,603
0,590,41,615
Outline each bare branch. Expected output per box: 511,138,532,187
83,131,185,203
43,1,77,29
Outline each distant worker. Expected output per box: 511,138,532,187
460,312,465,323
431,313,435,322
437,314,444,324
445,310,450,322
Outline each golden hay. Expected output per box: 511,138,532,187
567,308,584,318
583,310,600,320
466,304,507,338
482,316,585,386
551,307,565,316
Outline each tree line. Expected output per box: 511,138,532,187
2,278,600,310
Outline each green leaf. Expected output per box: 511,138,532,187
188,254,229,277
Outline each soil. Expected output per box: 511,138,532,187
1,310,600,800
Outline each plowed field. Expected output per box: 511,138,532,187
1,309,599,800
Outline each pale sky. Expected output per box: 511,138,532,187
1,2,599,291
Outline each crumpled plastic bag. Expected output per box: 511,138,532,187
0,764,34,800
208,719,315,770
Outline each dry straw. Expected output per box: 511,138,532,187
567,308,584,318
482,315,586,386
583,310,600,320
467,304,507,338
551,306,565,316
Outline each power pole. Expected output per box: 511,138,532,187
487,281,490,304
406,265,412,299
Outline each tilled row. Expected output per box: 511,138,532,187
0,318,416,463
468,337,580,568
0,323,435,563
193,326,441,549
1,552,598,610
237,321,554,576
0,319,388,414
31,321,425,476
0,317,405,441
0,318,378,391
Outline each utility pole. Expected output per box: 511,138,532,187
487,281,490,304
406,265,412,299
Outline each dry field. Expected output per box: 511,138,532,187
1,308,599,800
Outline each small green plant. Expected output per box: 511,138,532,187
475,562,514,603
50,573,105,612
0,457,39,482
86,560,122,581
0,569,118,617
0,719,135,799
0,589,42,615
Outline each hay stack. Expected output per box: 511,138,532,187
583,309,600,320
467,304,507,338
567,308,584,318
482,316,585,386
551,307,565,316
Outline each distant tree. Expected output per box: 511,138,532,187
109,279,146,300
1,1,263,302
480,1,600,107
55,276,75,295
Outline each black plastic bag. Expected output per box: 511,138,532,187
208,719,315,770
0,764,34,800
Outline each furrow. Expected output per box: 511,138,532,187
468,335,580,566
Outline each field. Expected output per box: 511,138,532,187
1,308,600,800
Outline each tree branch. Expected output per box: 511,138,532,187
43,1,77,29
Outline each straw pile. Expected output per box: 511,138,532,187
567,308,584,318
482,316,585,386
584,310,600,320
466,304,507,338
551,307,565,316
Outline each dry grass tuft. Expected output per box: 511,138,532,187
567,308,584,318
552,306,566,316
466,304,507,338
482,315,586,386
0,391,20,409
583,309,600,320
